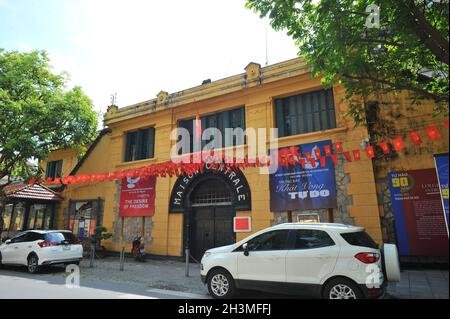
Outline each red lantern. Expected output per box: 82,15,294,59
308,158,317,168
37,178,43,184
365,146,375,159
314,148,322,158
323,145,332,157
426,125,442,140
62,177,69,185
334,141,343,153
28,178,36,185
330,154,338,165
45,177,53,184
320,156,326,168
53,178,61,185
343,151,352,162
409,131,422,145
352,150,361,161
392,137,405,151
379,141,391,154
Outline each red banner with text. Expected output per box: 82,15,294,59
119,176,156,217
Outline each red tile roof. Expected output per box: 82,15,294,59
4,182,63,202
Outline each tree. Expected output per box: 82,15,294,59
0,49,98,213
246,0,449,124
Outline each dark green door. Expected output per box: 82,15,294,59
191,206,235,261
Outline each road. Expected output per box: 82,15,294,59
0,267,209,299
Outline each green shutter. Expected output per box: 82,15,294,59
45,162,51,179
55,160,63,178
125,132,133,162
275,100,285,137
149,127,155,158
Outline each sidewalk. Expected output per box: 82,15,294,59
79,257,449,299
387,270,449,299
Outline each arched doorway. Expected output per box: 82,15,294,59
169,166,252,261
188,178,236,261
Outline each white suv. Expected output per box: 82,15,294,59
200,223,400,299
0,230,83,273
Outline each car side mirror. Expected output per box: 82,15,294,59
5,239,11,245
243,243,249,257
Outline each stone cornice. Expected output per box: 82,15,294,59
104,57,311,126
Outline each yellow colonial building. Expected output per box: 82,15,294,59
30,57,448,261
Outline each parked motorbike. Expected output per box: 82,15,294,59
131,236,145,262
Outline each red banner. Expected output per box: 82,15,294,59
119,176,156,217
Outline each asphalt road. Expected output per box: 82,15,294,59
0,266,209,299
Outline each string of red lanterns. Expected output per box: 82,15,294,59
28,120,448,186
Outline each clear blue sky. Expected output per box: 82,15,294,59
0,0,299,114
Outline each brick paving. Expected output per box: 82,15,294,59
387,269,449,299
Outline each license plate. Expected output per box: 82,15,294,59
63,246,71,251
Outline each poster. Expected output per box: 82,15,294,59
389,169,449,257
434,153,449,235
119,176,156,217
269,140,337,212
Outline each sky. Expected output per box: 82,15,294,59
0,0,299,116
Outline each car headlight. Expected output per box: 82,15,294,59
202,252,212,259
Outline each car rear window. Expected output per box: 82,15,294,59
45,232,77,244
341,231,378,249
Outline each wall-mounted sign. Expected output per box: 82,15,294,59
389,169,449,257
119,176,156,217
169,165,251,212
234,217,252,233
269,140,337,212
434,153,449,235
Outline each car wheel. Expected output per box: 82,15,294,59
207,269,236,299
27,255,40,274
323,278,363,299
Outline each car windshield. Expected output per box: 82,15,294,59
340,231,378,249
45,232,77,244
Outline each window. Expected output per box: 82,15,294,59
245,230,290,251
27,204,53,230
125,127,155,162
68,200,103,239
178,107,245,154
341,231,378,249
292,229,335,249
11,232,27,243
2,204,13,231
45,160,63,179
275,89,336,137
10,203,25,231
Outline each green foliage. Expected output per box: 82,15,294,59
0,49,98,182
246,0,449,125
91,226,113,245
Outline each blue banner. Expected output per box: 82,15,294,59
269,140,337,212
434,154,449,234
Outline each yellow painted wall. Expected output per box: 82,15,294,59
47,59,449,256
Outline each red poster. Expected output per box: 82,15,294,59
119,176,156,217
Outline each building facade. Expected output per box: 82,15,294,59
36,58,448,261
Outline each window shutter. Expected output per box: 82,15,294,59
55,160,63,178
239,107,246,130
125,132,133,162
222,111,230,147
149,127,155,159
275,100,285,137
45,162,51,179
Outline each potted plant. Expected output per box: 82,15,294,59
90,226,112,259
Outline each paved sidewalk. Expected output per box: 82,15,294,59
387,270,449,299
79,257,208,296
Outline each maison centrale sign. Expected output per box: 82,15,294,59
169,164,252,212
269,140,337,212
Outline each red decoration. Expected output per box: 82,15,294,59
426,125,442,140
379,141,391,154
314,148,322,158
343,151,352,162
352,150,361,161
365,146,375,159
308,158,317,168
319,156,326,168
334,141,343,153
330,154,338,165
409,131,422,145
304,151,311,159
392,137,405,151
28,178,36,185
299,158,307,169
323,145,332,156
53,178,61,185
